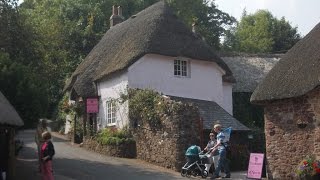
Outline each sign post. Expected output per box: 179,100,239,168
247,153,264,179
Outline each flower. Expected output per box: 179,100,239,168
296,155,320,178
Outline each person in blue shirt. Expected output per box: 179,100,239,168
210,124,231,179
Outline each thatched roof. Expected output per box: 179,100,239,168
251,22,320,104
0,91,24,126
170,96,250,131
222,54,281,92
64,1,234,97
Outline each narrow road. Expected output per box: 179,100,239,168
15,130,186,180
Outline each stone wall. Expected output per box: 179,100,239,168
132,101,201,171
82,137,136,158
264,87,320,179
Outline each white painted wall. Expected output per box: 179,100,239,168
128,54,232,113
222,82,233,115
97,73,129,129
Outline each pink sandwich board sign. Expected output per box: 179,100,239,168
86,98,98,113
247,153,264,179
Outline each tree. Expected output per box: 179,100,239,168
223,10,300,53
15,0,236,124
0,0,50,127
167,0,236,49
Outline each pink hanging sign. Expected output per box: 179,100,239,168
86,98,98,113
247,153,264,179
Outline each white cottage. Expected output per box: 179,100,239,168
64,1,249,132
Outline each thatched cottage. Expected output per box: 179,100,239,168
64,1,248,133
251,23,320,179
0,91,24,180
223,54,281,128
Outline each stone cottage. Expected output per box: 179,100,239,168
0,91,24,180
251,22,320,179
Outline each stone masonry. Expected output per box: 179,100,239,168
132,102,201,171
264,87,320,179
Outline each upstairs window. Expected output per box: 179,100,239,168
174,59,189,77
106,100,116,125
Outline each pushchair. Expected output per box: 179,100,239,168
181,145,212,178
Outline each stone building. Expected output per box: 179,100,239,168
251,22,320,179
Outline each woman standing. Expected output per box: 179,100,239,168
204,132,217,174
41,131,55,180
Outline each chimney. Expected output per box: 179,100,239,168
110,5,124,28
118,6,123,17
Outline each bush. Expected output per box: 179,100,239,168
96,128,135,146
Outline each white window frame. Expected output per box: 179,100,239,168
106,100,116,126
174,59,190,77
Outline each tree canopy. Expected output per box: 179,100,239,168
223,9,301,53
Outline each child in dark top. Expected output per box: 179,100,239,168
41,131,55,180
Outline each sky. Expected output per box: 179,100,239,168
214,0,320,36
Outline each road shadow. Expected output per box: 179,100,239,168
15,131,185,180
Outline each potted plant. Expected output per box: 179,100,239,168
296,155,320,180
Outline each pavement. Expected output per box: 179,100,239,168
15,130,252,180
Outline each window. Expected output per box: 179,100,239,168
106,101,116,125
174,59,188,77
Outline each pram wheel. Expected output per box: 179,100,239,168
186,170,192,177
181,169,187,177
201,170,208,178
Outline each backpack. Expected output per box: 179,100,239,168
222,127,232,143
222,127,232,156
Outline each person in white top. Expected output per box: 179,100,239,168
204,132,218,173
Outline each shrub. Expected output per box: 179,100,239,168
96,128,134,146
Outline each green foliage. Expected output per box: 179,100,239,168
0,52,49,127
0,0,237,127
96,128,134,145
223,9,300,53
126,89,167,129
167,0,236,49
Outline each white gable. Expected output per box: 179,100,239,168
96,53,233,129
128,54,232,114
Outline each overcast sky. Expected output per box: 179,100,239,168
214,0,320,36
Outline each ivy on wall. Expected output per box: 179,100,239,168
120,88,194,131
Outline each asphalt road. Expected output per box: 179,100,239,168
15,130,248,180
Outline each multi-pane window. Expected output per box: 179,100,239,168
174,59,188,77
106,101,116,125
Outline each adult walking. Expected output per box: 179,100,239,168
35,119,51,172
203,132,217,173
40,131,55,180
210,124,231,179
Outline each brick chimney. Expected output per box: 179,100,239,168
110,5,124,27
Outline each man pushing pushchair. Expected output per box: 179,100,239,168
208,124,232,179
181,125,232,179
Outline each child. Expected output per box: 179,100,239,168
41,131,55,180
